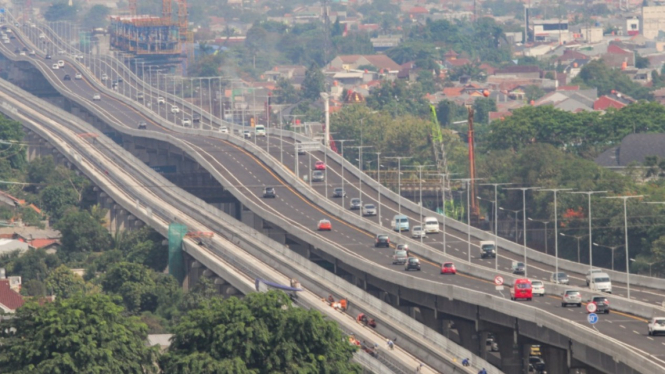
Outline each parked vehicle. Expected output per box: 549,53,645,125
480,240,496,258
510,278,532,301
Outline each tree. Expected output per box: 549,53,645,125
473,97,497,124
39,185,78,221
331,18,344,37
273,78,299,104
81,5,110,29
115,227,168,272
635,52,650,69
3,248,61,283
436,99,467,126
573,60,653,101
0,294,159,374
43,3,77,22
524,85,546,102
44,265,88,298
55,209,113,254
301,62,325,101
160,291,361,373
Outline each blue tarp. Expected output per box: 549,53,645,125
255,278,302,293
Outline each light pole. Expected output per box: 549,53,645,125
375,152,382,225
429,173,451,255
568,191,607,270
593,242,623,271
559,232,587,263
505,187,541,278
630,258,658,277
528,218,550,255
499,206,522,242
385,156,412,235
349,145,373,217
336,139,354,205
412,164,435,242
452,178,484,262
480,183,513,270
538,188,573,278
603,195,644,300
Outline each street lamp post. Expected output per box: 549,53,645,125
413,165,435,242
336,139,354,206
593,242,623,271
350,145,373,217
429,173,451,255
385,156,412,235
630,258,658,277
499,207,522,242
505,187,541,278
480,183,513,271
568,191,607,270
539,188,573,278
528,218,550,255
452,178,484,262
559,232,587,263
375,152,382,225
603,195,644,300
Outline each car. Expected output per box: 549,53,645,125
136,92,144,100
13,48,19,54
412,226,426,239
529,356,546,373
349,198,362,210
362,204,377,216
193,114,201,123
315,161,326,170
74,73,82,80
138,122,147,130
92,93,101,101
101,73,108,81
219,126,229,134
396,243,409,255
2,39,8,44
511,261,526,275
63,74,71,81
9,34,15,39
585,268,603,286
550,272,569,285
39,33,45,39
648,317,665,336
480,240,496,258
486,336,499,352
332,187,346,198
405,257,421,271
263,187,276,198
171,106,180,113
588,296,610,314
531,280,545,296
317,219,332,231
117,77,123,83
182,118,191,127
45,54,52,59
440,262,456,274
392,249,408,265
57,49,65,54
18,51,25,56
311,170,324,182
75,55,84,60
51,64,59,70
157,97,165,104
297,145,306,155
561,289,582,307
243,130,251,138
375,234,390,248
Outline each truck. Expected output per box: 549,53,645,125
480,240,496,258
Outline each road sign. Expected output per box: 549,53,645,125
586,303,597,313
587,313,598,324
0,9,5,14
494,276,504,286
495,285,503,291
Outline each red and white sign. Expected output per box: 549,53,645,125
586,303,597,313
494,276,504,286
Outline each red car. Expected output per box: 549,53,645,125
317,219,332,231
440,262,456,275
315,161,326,170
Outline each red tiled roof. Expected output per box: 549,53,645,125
447,58,471,67
607,44,631,55
594,95,627,111
442,87,464,97
0,279,24,311
409,6,429,14
557,85,580,91
28,238,58,249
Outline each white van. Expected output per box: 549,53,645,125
423,216,439,233
589,272,612,293
392,214,409,232
255,125,266,136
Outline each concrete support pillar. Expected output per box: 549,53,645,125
455,320,481,356
542,345,569,374
496,331,521,373
420,308,442,333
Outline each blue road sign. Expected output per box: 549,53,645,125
587,313,598,324
0,9,5,14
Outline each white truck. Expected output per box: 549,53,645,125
585,268,603,286
588,272,612,293
480,240,496,259
255,125,266,137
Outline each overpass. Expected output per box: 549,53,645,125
1,14,665,373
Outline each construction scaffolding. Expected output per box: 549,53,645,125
109,15,181,57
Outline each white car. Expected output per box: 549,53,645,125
3,39,9,44
362,204,377,216
219,126,229,134
561,289,582,308
19,51,25,56
531,280,545,297
648,317,665,336
171,106,180,113
411,226,426,239
92,93,101,101
39,33,45,39
101,73,108,81
28,50,35,56
243,130,251,138
157,97,165,104
74,73,82,80
57,60,64,67
57,49,65,54
51,64,59,70
182,118,191,126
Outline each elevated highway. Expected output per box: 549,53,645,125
1,15,665,373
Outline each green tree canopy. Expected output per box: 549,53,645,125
572,60,653,100
301,62,326,101
0,294,159,374
43,3,78,22
159,291,360,373
0,248,61,284
44,265,88,298
81,5,110,29
55,208,113,254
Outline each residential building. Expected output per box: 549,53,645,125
580,27,604,44
0,239,29,256
642,5,665,39
531,19,571,43
494,66,542,79
327,55,401,73
603,44,635,68
627,16,640,36
263,65,307,82
0,276,24,313
533,88,598,112
370,35,402,52
595,133,665,170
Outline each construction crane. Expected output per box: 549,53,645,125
428,104,450,191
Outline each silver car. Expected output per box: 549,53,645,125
311,170,324,182
561,289,582,308
411,226,426,238
362,204,377,216
349,198,362,210
551,272,569,285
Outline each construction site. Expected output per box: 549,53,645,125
109,0,191,70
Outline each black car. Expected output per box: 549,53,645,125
333,187,346,198
117,77,123,83
138,122,147,130
529,356,546,373
13,48,19,54
63,74,71,81
45,54,52,59
375,234,390,248
589,296,610,314
193,114,201,123
263,187,276,198
405,257,421,271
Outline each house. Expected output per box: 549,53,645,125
263,65,307,82
0,278,24,313
533,88,598,112
595,133,665,171
327,55,401,73
603,44,635,69
593,90,636,111
0,239,29,256
653,87,665,105
0,227,61,253
494,66,542,79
